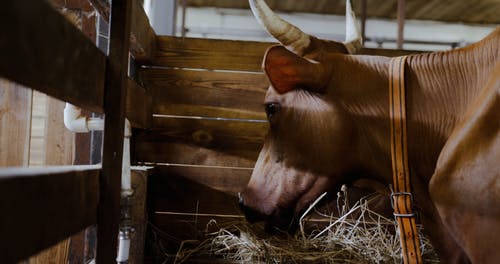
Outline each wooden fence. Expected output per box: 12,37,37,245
0,0,154,262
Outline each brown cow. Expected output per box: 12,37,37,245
238,0,500,263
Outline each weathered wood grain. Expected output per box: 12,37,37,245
134,142,257,167
130,0,157,63
0,79,32,167
145,165,251,258
49,2,98,262
149,165,250,217
140,68,268,118
360,47,425,57
0,166,100,263
0,0,105,113
25,97,75,264
151,104,267,120
129,167,154,264
134,117,267,162
127,78,153,128
154,36,271,71
45,98,75,166
152,36,425,73
97,0,133,262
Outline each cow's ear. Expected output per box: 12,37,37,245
263,45,330,94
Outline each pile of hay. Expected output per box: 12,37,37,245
164,188,439,263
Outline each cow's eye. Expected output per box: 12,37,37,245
265,102,281,120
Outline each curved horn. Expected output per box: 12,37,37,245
249,0,311,56
344,0,363,54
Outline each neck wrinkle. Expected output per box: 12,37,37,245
329,55,393,184
405,33,499,181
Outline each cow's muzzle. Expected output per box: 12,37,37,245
238,192,297,233
238,192,268,223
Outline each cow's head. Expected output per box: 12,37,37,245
239,0,366,231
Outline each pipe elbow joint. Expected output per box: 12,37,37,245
63,103,90,133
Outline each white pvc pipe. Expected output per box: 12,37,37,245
64,103,133,195
64,103,134,264
116,231,131,263
121,119,133,197
63,103,104,132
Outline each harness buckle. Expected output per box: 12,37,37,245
390,191,414,210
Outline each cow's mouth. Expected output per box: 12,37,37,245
239,201,298,233
263,207,298,233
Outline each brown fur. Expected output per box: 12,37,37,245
240,27,499,263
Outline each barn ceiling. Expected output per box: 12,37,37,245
186,0,500,24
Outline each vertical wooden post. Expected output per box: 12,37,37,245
361,0,367,45
96,0,132,262
397,0,405,49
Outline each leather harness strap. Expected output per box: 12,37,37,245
389,56,423,264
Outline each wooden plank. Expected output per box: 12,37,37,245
0,79,32,167
24,241,70,264
134,117,268,162
359,47,425,57
129,167,154,264
153,37,425,71
127,78,153,128
0,166,100,263
147,165,248,257
149,165,250,215
154,36,271,71
0,0,105,113
151,104,266,120
135,142,257,168
147,165,249,248
140,68,268,118
25,2,97,261
97,0,133,262
24,96,75,263
130,0,157,63
45,98,75,165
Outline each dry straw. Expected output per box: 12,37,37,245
165,186,439,263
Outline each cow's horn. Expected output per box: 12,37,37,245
249,0,311,56
344,0,362,54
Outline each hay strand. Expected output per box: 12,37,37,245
155,186,439,263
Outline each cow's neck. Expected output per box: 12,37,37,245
328,54,392,184
405,32,498,181
331,30,498,186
